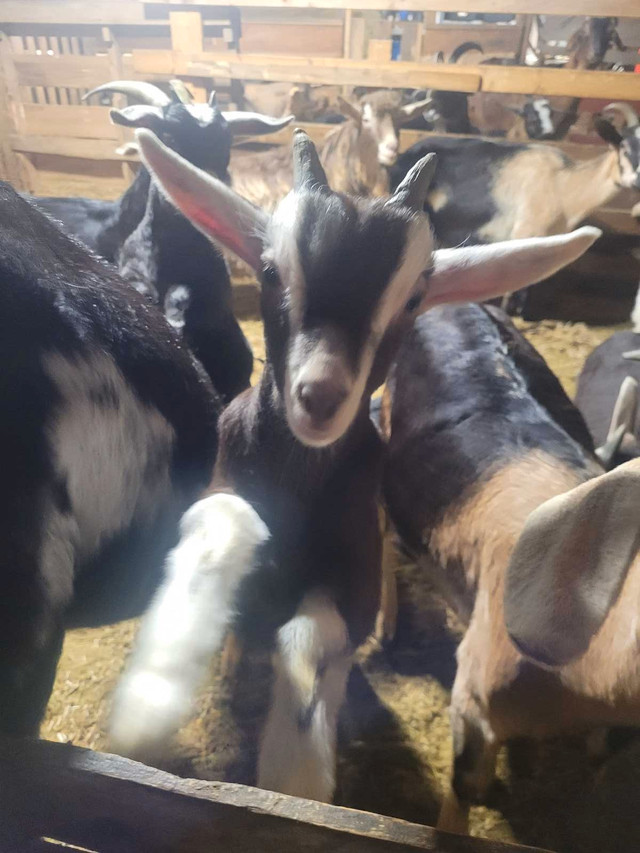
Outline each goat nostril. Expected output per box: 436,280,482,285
297,381,347,423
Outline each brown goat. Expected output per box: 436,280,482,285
230,90,431,209
381,302,640,835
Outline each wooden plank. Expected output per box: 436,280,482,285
240,23,345,58
137,0,639,14
170,10,204,54
132,51,640,99
367,39,392,63
133,51,483,92
0,738,551,853
10,134,138,160
22,103,118,139
13,54,114,89
0,1,147,26
0,34,21,185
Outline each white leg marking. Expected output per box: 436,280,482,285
258,591,352,802
109,493,269,758
631,282,640,333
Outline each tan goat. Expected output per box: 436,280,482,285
381,302,640,836
230,90,431,209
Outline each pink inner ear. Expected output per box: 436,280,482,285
179,194,254,267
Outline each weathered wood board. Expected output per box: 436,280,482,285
0,737,554,853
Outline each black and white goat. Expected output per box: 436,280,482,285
108,126,599,801
34,80,292,401
391,104,640,248
0,182,273,737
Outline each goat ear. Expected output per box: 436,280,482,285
223,112,294,136
136,129,267,270
110,105,165,130
594,116,623,147
399,97,434,123
337,96,362,125
504,458,640,668
419,226,601,311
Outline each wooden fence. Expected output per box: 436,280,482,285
1,1,640,221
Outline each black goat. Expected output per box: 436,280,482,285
33,80,291,401
0,182,233,737
107,126,598,801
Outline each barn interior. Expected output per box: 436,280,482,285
2,2,640,852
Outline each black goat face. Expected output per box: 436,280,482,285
112,102,232,181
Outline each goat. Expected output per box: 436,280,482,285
33,80,292,262
106,123,599,801
229,90,433,210
34,81,291,402
378,302,640,834
575,332,640,465
391,105,640,249
0,182,267,738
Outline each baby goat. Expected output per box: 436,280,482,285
378,303,640,835
109,127,598,801
0,182,269,737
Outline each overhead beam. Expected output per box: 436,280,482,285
133,51,640,100
140,0,639,14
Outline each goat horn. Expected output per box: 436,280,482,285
391,153,437,212
208,89,218,107
169,79,194,104
623,349,640,361
83,81,171,107
292,128,328,192
602,102,639,128
595,423,627,469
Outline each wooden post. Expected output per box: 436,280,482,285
0,31,25,187
170,11,207,102
104,27,135,185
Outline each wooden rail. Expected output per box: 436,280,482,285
0,737,553,853
3,0,638,21
133,50,640,100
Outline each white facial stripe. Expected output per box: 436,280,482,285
285,216,433,448
534,100,554,137
362,103,374,123
186,103,216,124
267,192,306,326
372,217,434,337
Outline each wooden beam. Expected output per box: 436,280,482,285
0,737,551,853
0,33,22,186
10,134,137,160
133,52,482,92
132,51,640,100
170,11,204,54
0,1,147,26
22,103,118,139
13,54,115,89
138,0,639,14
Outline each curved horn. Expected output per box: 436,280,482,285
391,153,437,212
83,81,171,107
293,128,328,192
602,102,639,128
222,111,294,136
169,79,194,104
208,89,218,107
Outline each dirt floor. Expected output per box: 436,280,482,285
41,316,640,853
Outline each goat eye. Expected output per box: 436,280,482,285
405,293,421,313
262,265,280,288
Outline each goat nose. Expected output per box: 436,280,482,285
297,380,348,423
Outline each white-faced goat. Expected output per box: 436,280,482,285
33,80,291,402
391,104,640,249
0,181,272,738
230,90,433,210
377,301,640,835
108,125,598,802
